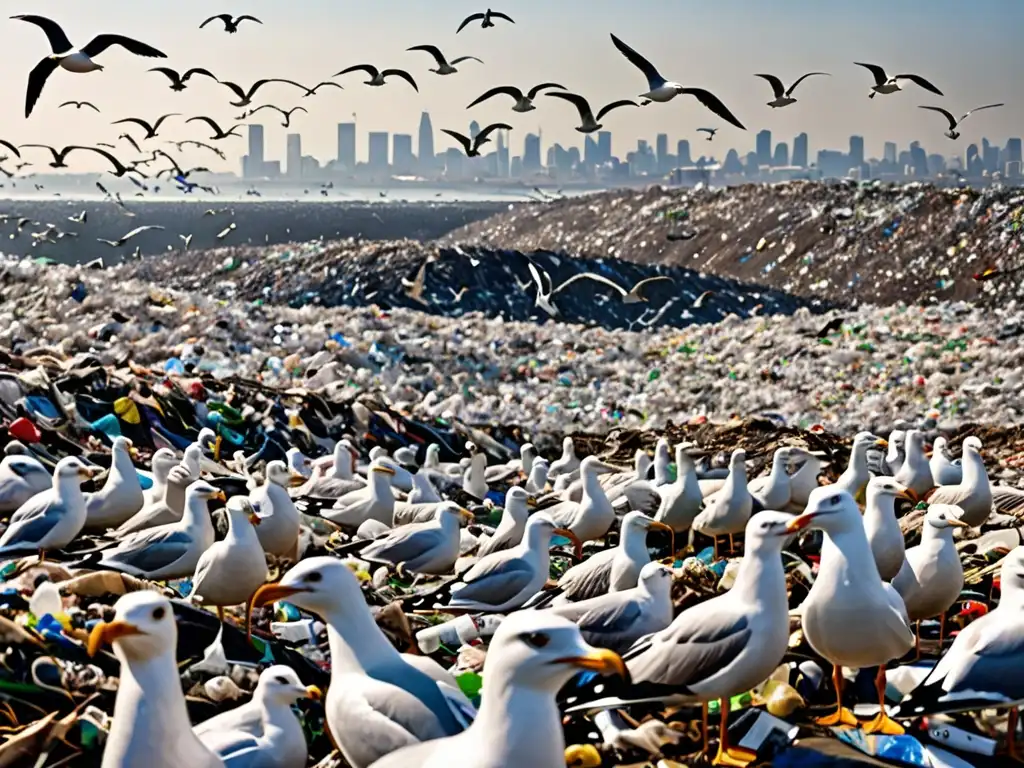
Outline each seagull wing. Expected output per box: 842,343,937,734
246,105,280,116
20,144,63,164
490,11,515,23
456,13,486,33
381,69,419,92
248,79,310,98
335,64,380,79
631,276,675,298
11,15,74,54
467,86,522,108
112,117,156,136
450,56,483,66
553,272,629,297
919,106,958,130
149,67,182,85
696,128,715,135
786,71,830,95
754,74,786,99
24,58,59,118
546,92,595,124
200,14,233,29
235,15,262,25
894,73,943,95
854,62,889,86
441,129,474,155
69,146,130,176
527,82,567,100
187,116,226,135
609,34,666,90
182,68,218,82
407,45,447,67
960,103,1004,124
80,35,167,59
595,99,640,121
121,225,165,241
0,141,20,159
474,123,513,145
120,133,142,153
678,88,746,130
151,113,180,132
218,81,249,101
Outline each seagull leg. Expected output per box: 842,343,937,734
861,665,903,734
712,697,757,766
913,620,921,660
38,550,46,564
816,665,857,727
938,613,946,652
702,702,710,756
1006,708,1023,762
217,606,225,624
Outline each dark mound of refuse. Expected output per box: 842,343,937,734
442,180,1024,306
119,237,828,329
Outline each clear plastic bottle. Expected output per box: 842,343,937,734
415,614,506,654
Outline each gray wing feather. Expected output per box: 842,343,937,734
363,525,441,564
0,503,60,547
558,549,613,599
451,555,535,605
102,529,192,571
628,612,752,687
341,676,446,767
992,486,1024,515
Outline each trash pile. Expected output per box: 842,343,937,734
118,237,821,329
443,180,1024,306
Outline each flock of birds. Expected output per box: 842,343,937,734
3,411,1024,766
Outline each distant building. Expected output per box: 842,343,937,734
966,144,982,176
597,132,612,164
772,142,789,168
677,139,692,166
368,132,389,170
743,151,760,178
656,133,669,173
927,154,946,176
336,123,356,170
418,112,435,173
722,148,743,175
469,121,481,139
909,142,928,177
1006,138,1022,176
510,156,522,177
393,134,415,174
792,133,808,168
246,124,265,178
444,148,464,179
983,141,1000,175
286,133,302,177
496,130,509,177
301,156,320,177
883,141,897,165
523,133,541,171
584,135,598,166
849,135,865,168
756,129,772,167
817,149,848,178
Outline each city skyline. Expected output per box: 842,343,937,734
0,0,1020,175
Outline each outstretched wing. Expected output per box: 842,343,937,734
527,82,567,100
112,117,155,135
854,62,889,86
553,272,629,297
596,99,639,121
152,113,180,131
475,123,513,144
450,56,483,66
440,129,473,155
918,105,957,130
467,86,522,108
381,69,418,92
81,35,167,59
11,15,74,54
187,116,226,135
960,103,1004,124
407,45,447,67
787,71,830,95
335,64,379,79
70,146,130,176
248,79,310,98
24,58,59,118
754,73,785,99
236,15,262,25
489,12,515,23
183,68,218,82
609,34,665,88
200,14,233,29
679,88,745,130
894,73,943,95
456,13,486,33
149,67,182,85
0,140,21,159
546,91,594,123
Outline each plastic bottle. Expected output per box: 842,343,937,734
416,614,506,654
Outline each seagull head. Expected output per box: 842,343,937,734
227,495,263,526
254,665,320,707
186,480,226,504
524,513,583,557
437,500,474,526
88,591,175,661
866,477,917,503
483,611,628,692
504,486,535,516
637,561,674,598
266,460,305,488
924,504,969,531
784,487,860,535
54,456,96,485
249,556,363,625
621,511,675,552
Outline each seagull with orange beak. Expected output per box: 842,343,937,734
249,557,475,768
834,432,889,500
248,461,304,557
864,477,917,581
88,591,223,768
369,613,627,768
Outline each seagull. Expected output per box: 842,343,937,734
854,62,943,99
441,123,512,157
545,92,638,134
118,133,142,153
303,81,344,97
218,78,310,107
696,128,717,141
335,64,418,92
200,14,262,33
20,144,135,176
12,14,167,118
457,9,514,33
467,83,566,113
0,141,20,159
609,34,746,129
112,114,180,140
919,103,1005,140
531,266,675,308
97,224,165,247
68,210,86,224
149,66,217,92
59,100,100,112
407,45,482,75
187,116,243,140
169,140,226,160
247,104,308,128
754,72,830,108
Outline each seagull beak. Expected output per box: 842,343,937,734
556,648,629,680
212,490,227,502
77,467,97,480
87,620,141,656
946,517,970,528
648,520,675,555
552,528,584,559
527,496,538,506
305,684,322,701
784,512,819,534
248,511,262,526
458,506,475,523
374,466,397,476
875,439,889,448
289,472,306,487
247,582,309,641
894,487,918,502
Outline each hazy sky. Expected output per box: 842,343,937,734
3,0,1021,173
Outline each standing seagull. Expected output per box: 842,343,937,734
441,123,512,157
12,14,167,118
335,64,418,92
919,103,1005,140
854,62,943,99
754,72,830,108
407,45,482,76
200,14,262,33
457,9,514,33
610,34,746,129
467,83,566,113
697,127,717,141
546,92,638,134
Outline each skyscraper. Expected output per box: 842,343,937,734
496,130,509,177
244,124,265,178
755,129,771,167
792,133,808,168
773,142,789,168
286,133,301,178
417,112,434,172
909,141,928,177
656,133,669,173
336,123,356,169
849,135,865,168
597,132,612,164
392,134,415,174
523,133,541,171
368,132,389,170
677,139,692,166
883,142,897,165
469,121,481,139
584,136,598,166
1006,138,1022,177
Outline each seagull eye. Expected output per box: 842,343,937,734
275,675,289,684
830,495,841,505
306,572,322,583
152,606,165,620
522,632,549,648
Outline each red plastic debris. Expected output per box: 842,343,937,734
8,417,41,443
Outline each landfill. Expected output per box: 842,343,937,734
0,190,1022,768
444,180,1024,306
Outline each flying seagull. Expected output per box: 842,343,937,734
303,81,344,97
407,45,482,76
12,14,166,118
218,79,310,107
97,224,164,247
335,65,418,92
247,105,308,128
697,128,717,141
457,9,514,33
112,114,180,140
200,14,262,33
609,34,745,129
754,72,830,108
186,116,243,140
467,83,566,113
149,67,217,92
545,92,638,134
19,144,136,177
553,273,675,304
441,123,512,157
919,104,1005,140
0,141,21,159
59,100,100,112
170,140,226,160
854,63,943,99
